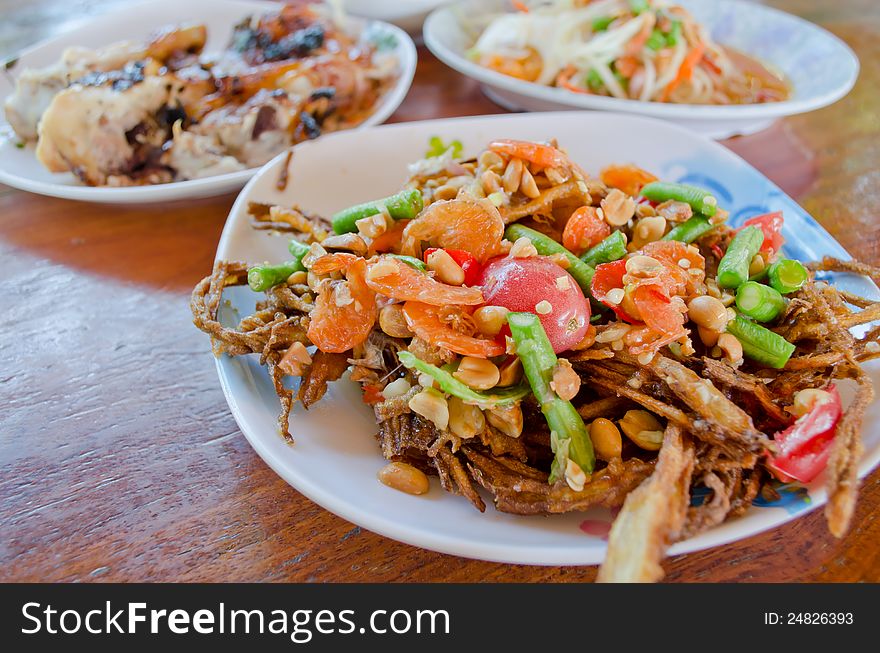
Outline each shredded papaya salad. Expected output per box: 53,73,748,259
467,0,790,104
192,137,880,581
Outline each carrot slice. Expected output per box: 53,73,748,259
600,164,658,197
662,42,705,100
563,206,610,255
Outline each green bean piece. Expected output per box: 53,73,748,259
247,239,311,291
592,15,614,31
504,224,595,293
580,231,628,267
388,254,426,271
666,20,682,46
507,312,595,479
288,239,310,259
726,315,795,369
640,181,718,217
586,68,603,90
426,136,463,159
331,188,424,234
716,226,764,289
646,29,666,51
397,352,529,408
767,259,809,294
661,215,715,243
735,281,786,322
247,261,304,292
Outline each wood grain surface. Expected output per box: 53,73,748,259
1,1,879,583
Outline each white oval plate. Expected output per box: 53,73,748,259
424,0,859,140
343,0,452,35
213,112,880,565
0,0,416,204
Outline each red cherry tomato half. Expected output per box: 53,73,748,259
739,211,785,255
590,259,639,324
480,256,590,353
424,248,484,287
768,386,842,483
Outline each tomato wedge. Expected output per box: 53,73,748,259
365,256,484,306
402,301,505,358
590,260,639,323
768,386,842,483
739,212,785,255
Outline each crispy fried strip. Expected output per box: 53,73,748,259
576,396,632,421
836,289,877,309
500,180,588,224
807,256,880,287
463,449,654,515
597,425,695,583
191,260,312,359
681,470,735,539
700,358,790,426
786,295,880,342
433,446,486,512
248,201,330,241
825,369,874,537
298,351,350,408
649,355,769,453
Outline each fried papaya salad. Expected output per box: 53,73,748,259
192,137,880,581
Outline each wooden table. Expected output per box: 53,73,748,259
2,1,879,583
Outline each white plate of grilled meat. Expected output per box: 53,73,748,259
0,0,416,203
197,111,880,568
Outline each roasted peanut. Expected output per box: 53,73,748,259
600,188,636,226
486,403,524,438
497,356,523,386
618,410,664,451
381,377,412,399
473,305,510,336
379,304,414,338
509,236,538,258
520,167,540,198
565,459,587,492
454,356,500,390
448,397,485,439
791,388,834,417
630,216,667,249
408,388,449,431
426,248,466,285
687,295,729,332
321,233,368,256
378,461,429,495
717,332,744,365
550,359,580,401
589,418,623,460
502,157,524,193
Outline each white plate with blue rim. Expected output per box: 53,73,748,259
0,0,416,204
211,111,880,566
423,0,859,140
